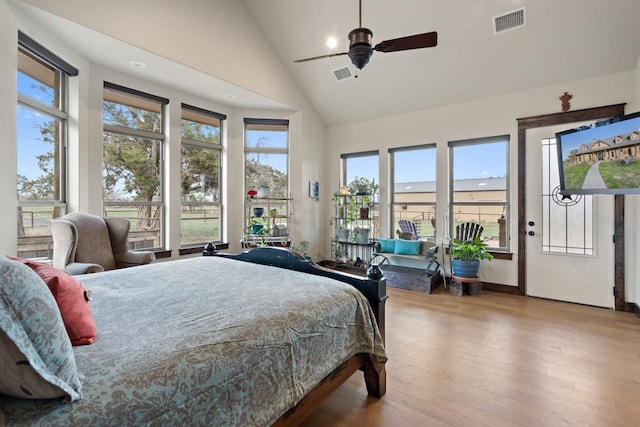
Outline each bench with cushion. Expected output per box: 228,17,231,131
372,239,442,294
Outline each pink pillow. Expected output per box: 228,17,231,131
11,257,96,346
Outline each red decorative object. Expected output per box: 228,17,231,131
247,188,257,198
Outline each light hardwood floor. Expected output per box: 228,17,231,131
301,288,640,427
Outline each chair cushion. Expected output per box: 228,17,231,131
0,255,83,400
394,240,422,256
378,239,396,253
11,257,96,346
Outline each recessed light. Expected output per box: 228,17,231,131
326,37,337,49
224,94,236,99
130,61,146,69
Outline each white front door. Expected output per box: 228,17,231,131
525,125,614,308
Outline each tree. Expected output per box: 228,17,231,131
180,120,220,204
102,101,163,230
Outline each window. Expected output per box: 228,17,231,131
389,145,436,240
102,82,168,250
341,151,380,236
16,32,77,258
181,104,225,246
541,137,593,254
244,119,289,197
449,136,509,249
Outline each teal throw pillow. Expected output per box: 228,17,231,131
378,239,396,253
394,240,421,255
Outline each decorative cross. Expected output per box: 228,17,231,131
559,91,573,112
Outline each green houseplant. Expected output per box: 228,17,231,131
450,236,493,278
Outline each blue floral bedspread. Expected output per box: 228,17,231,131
0,256,387,426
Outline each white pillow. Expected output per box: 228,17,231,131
0,255,83,400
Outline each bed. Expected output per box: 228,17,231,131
0,248,387,426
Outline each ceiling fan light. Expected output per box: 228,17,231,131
348,45,373,69
348,28,373,69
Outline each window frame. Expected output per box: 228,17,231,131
340,150,380,237
180,103,226,247
243,118,290,198
102,82,168,250
389,144,437,240
16,32,77,257
448,135,510,251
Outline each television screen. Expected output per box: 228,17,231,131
556,111,640,195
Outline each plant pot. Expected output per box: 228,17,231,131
257,185,270,198
251,224,264,234
353,228,370,245
253,207,264,217
451,259,480,278
337,228,350,241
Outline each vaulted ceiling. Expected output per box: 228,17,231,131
12,0,640,127
245,0,640,125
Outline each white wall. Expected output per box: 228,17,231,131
328,71,637,291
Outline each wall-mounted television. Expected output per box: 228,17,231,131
556,111,640,195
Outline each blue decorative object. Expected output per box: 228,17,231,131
393,239,421,255
378,239,396,253
451,259,480,278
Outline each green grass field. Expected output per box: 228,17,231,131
564,160,640,190
562,162,591,190
20,207,220,245
598,160,640,188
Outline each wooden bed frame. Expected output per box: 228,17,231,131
210,247,388,426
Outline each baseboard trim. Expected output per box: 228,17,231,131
482,282,522,295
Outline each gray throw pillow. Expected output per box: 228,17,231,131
0,255,83,400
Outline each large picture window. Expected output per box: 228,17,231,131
16,33,77,258
181,104,225,246
102,82,168,250
449,136,509,249
389,145,436,240
244,119,289,198
341,151,380,236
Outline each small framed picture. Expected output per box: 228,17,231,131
309,180,319,199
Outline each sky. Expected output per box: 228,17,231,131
17,71,53,180
346,140,507,188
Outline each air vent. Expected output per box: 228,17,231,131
332,66,353,81
493,7,526,34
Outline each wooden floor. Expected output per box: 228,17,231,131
301,287,640,427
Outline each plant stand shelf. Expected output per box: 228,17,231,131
450,275,482,296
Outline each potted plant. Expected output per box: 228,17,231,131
450,236,493,278
248,217,271,246
353,226,371,245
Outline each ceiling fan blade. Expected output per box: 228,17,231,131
294,52,348,63
374,31,438,53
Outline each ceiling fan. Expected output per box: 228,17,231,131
294,0,438,70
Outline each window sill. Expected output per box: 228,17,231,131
179,243,229,256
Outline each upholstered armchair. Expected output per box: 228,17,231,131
50,213,155,275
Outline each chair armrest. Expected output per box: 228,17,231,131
118,250,156,268
66,262,105,275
